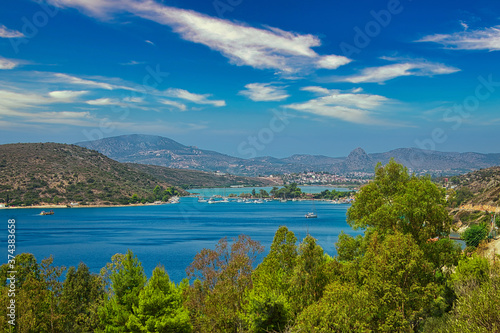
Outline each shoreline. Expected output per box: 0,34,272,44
0,203,175,210
0,197,354,210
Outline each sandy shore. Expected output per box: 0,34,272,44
0,203,172,209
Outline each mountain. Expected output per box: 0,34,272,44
336,147,374,172
76,134,242,171
0,142,176,206
76,134,500,176
0,143,274,206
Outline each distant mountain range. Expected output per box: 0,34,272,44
76,134,500,176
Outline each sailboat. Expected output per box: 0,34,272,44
305,199,317,218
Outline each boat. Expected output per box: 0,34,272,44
40,210,54,216
305,199,317,218
169,196,180,204
198,197,208,203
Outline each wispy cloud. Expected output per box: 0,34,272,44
47,0,351,74
85,97,121,105
239,83,289,102
120,60,146,66
52,73,139,91
0,57,20,70
49,90,89,101
145,39,155,46
164,88,225,107
160,99,187,111
284,86,390,124
0,24,24,38
418,25,500,51
336,59,459,83
0,89,95,127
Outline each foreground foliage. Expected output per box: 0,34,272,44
2,161,497,332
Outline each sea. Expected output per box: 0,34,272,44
0,187,361,283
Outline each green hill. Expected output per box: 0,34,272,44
0,143,182,206
448,166,500,207
447,166,500,225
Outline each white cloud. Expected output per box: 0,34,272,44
48,90,88,101
47,0,351,73
301,86,333,95
0,25,24,38
86,97,121,105
284,87,389,124
418,25,500,51
0,57,19,70
164,88,225,107
160,99,187,111
145,39,155,46
316,55,351,69
337,60,459,83
239,83,289,102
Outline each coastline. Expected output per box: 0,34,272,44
0,203,174,210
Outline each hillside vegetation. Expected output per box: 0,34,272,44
449,166,500,207
447,166,500,225
0,143,180,206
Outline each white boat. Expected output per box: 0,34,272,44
305,199,317,218
198,197,208,203
169,196,180,204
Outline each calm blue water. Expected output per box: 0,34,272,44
0,197,359,282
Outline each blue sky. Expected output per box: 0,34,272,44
1,0,499,158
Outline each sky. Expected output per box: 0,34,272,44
0,0,499,158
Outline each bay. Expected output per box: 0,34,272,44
0,196,360,282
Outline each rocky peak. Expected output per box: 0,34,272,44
344,147,373,171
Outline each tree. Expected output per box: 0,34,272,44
289,235,330,316
130,193,140,204
424,260,500,333
293,281,374,332
185,235,263,332
153,185,163,200
295,232,443,332
127,266,192,332
245,227,298,332
462,223,489,248
60,262,105,332
347,159,451,245
335,232,367,262
359,232,442,332
0,254,66,332
99,250,147,332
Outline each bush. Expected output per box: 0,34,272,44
462,224,488,248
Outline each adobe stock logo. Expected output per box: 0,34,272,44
410,74,500,168
10,1,59,54
237,110,292,159
339,0,410,57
